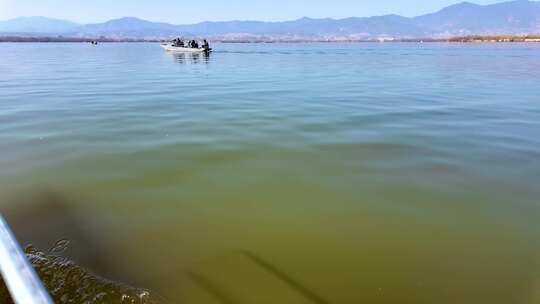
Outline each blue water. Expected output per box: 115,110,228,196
1,42,540,303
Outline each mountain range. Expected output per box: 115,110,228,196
1,0,539,39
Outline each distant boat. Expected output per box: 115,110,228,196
160,43,211,53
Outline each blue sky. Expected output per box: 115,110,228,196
0,0,507,23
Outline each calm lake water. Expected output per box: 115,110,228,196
1,42,540,303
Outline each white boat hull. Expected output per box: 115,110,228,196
161,44,211,53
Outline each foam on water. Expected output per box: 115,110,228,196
0,245,161,304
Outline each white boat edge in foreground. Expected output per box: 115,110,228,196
0,215,54,304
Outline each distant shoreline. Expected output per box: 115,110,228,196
1,35,540,43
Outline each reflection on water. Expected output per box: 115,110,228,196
171,51,210,64
0,42,540,303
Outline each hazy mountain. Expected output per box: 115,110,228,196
175,15,423,37
1,0,539,38
415,0,540,35
0,16,79,33
75,17,191,38
181,0,539,37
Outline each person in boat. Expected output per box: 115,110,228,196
202,39,210,51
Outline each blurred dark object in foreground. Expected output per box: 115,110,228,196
2,188,110,273
0,187,163,303
1,187,139,282
0,245,162,304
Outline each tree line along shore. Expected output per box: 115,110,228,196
1,35,540,43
